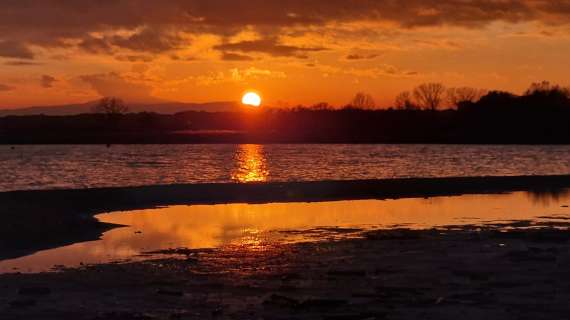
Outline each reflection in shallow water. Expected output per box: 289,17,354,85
527,189,570,205
231,144,269,182
2,191,570,273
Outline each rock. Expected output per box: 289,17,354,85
169,311,197,319
94,311,155,320
157,289,184,297
185,257,199,264
263,294,300,308
211,307,223,317
324,315,384,320
9,299,36,308
300,298,347,310
18,287,51,296
327,270,366,277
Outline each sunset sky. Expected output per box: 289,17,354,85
1,1,570,108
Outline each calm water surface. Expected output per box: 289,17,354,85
2,144,570,191
1,191,570,273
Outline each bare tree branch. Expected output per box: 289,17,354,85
413,83,446,111
349,92,376,109
92,97,129,115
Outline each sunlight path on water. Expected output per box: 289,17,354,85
2,144,570,191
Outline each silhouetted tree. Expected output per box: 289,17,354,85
350,92,376,109
525,81,566,96
447,87,486,108
523,81,570,110
469,90,518,111
526,81,570,98
395,91,417,110
413,83,446,111
92,97,129,115
311,102,334,110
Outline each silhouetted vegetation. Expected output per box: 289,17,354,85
1,81,570,144
92,97,129,115
349,92,376,109
447,87,487,108
413,83,446,110
395,91,417,110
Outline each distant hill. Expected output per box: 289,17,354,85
0,101,241,116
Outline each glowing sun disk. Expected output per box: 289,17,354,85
242,92,262,107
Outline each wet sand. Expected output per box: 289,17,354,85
2,225,570,319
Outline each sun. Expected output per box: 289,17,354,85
242,92,262,107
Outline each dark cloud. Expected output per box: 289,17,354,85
0,1,569,57
346,54,379,60
78,37,114,54
215,38,326,58
78,28,184,57
40,75,57,88
170,55,198,61
221,52,255,61
110,28,186,53
4,60,42,66
0,40,34,59
0,1,554,32
115,55,155,63
0,84,13,91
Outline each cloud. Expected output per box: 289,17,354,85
214,38,326,58
110,28,186,53
318,64,419,78
193,67,286,85
80,72,157,103
221,52,255,61
0,40,34,59
0,84,13,91
346,53,380,60
4,60,42,66
40,75,57,88
78,37,114,54
2,1,570,60
230,67,287,81
0,1,559,38
115,55,155,63
78,28,185,58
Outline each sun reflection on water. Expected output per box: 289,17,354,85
231,144,269,183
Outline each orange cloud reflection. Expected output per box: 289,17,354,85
231,144,269,183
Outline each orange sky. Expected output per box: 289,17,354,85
1,1,570,108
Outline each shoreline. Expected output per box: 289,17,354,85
3,174,570,215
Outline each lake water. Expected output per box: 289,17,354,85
2,144,570,192
1,190,570,273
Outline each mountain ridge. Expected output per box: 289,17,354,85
0,101,241,116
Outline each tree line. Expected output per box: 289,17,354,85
2,81,570,144
346,81,569,111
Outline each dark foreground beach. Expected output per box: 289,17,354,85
2,175,570,319
2,226,570,319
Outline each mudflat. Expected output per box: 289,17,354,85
1,225,570,319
